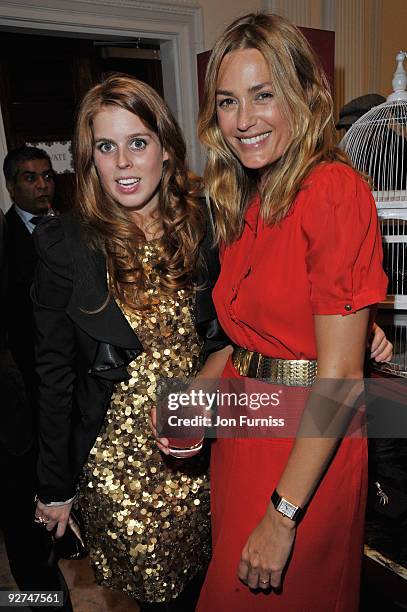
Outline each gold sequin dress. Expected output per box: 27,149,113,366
78,240,211,603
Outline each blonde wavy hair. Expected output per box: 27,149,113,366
198,12,351,243
74,74,204,310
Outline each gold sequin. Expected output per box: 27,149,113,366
78,240,210,604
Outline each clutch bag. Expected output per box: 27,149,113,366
52,508,88,561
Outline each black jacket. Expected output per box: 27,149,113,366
33,210,227,503
0,210,34,457
5,206,38,397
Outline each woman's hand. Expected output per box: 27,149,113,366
35,498,73,538
370,323,393,362
238,503,296,591
150,407,170,455
149,347,232,455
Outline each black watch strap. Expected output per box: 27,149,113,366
271,489,304,522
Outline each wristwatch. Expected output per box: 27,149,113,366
271,489,304,522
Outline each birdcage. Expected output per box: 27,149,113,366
342,51,407,375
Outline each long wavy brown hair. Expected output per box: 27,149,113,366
74,74,204,309
198,12,352,244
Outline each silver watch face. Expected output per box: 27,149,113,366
277,498,298,519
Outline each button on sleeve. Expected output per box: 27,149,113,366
301,164,388,316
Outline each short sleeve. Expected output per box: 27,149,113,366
301,163,388,316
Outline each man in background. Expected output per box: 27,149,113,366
4,146,55,401
1,149,72,611
336,93,385,132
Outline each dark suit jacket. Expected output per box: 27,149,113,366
0,210,34,456
5,205,38,397
0,209,7,348
33,210,227,503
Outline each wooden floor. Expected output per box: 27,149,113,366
59,558,140,612
2,529,406,611
0,531,140,612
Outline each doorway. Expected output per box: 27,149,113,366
0,31,164,211
0,0,204,212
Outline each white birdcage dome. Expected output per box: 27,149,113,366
341,51,407,209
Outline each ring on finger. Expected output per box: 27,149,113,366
259,579,270,585
34,516,49,525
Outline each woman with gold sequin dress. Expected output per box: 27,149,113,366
32,75,230,611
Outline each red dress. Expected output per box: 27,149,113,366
197,163,388,612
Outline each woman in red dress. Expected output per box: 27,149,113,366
193,12,388,612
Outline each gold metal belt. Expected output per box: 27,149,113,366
232,347,317,387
